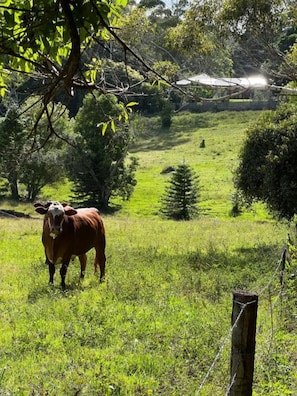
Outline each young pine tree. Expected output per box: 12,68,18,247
160,163,200,220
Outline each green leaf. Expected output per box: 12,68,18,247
98,122,108,136
126,102,138,108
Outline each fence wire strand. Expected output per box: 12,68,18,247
196,301,248,395
196,241,290,395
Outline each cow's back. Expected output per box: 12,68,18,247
65,208,105,254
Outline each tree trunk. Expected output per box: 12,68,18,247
8,171,19,200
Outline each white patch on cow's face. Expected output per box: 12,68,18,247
48,202,64,215
47,202,65,237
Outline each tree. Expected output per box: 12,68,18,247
218,0,297,82
0,98,74,201
2,0,297,138
0,1,153,136
67,92,138,209
165,1,234,76
0,1,127,98
19,151,64,201
234,103,297,220
0,105,27,199
160,163,200,220
0,1,185,132
160,100,174,128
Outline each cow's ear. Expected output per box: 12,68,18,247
64,206,77,216
34,201,44,208
35,206,48,215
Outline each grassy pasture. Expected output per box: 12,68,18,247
116,111,268,219
0,111,296,395
0,216,294,395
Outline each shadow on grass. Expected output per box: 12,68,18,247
131,129,191,153
28,259,104,303
27,277,104,303
187,243,281,272
131,113,217,154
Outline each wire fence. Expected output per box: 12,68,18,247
195,238,293,395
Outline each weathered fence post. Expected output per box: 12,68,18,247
228,291,258,396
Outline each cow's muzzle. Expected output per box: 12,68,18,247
48,218,64,239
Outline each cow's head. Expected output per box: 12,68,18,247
34,201,77,239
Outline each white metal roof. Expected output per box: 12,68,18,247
176,73,268,89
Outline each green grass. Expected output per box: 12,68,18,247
0,111,296,395
0,216,295,395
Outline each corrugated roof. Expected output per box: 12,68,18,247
176,74,267,89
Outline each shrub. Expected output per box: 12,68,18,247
235,103,297,220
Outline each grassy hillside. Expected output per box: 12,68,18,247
0,111,296,395
1,110,267,220
112,111,269,219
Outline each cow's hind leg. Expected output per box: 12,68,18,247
78,254,87,280
94,248,106,282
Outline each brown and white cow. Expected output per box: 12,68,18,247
34,201,106,288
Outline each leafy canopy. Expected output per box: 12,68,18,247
0,0,128,97
0,97,73,200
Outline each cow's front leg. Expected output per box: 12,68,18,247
48,260,55,285
60,261,69,289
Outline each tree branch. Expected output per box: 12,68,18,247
60,0,81,92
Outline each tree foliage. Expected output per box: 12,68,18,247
0,105,28,199
235,104,297,220
0,0,127,96
0,98,73,200
67,92,138,209
160,163,200,220
219,0,297,81
0,0,143,134
2,0,294,124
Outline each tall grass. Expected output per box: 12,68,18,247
0,111,296,395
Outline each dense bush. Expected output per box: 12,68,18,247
235,103,297,219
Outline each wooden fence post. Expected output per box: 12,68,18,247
228,291,258,396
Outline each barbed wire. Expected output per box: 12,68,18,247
196,300,251,395
225,368,237,396
196,240,291,395
256,246,287,296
